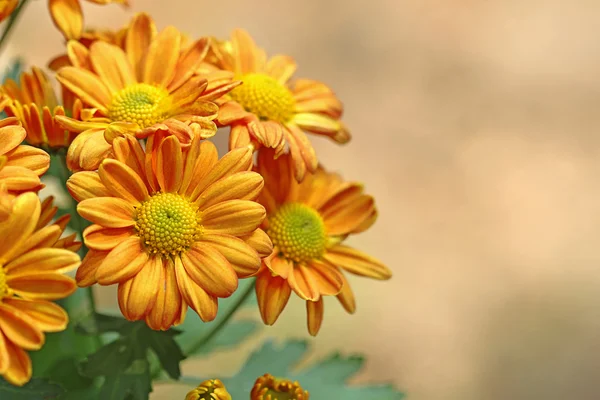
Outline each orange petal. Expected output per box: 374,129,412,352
66,128,111,172
126,13,157,80
112,135,147,181
283,128,307,182
195,171,263,210
324,245,391,280
49,0,82,40
264,252,293,279
12,226,61,259
320,187,375,236
336,272,356,314
76,249,107,287
248,121,285,152
180,243,238,297
199,234,261,278
0,124,25,156
95,237,147,285
256,149,293,206
67,171,112,202
168,37,210,92
306,259,343,296
240,229,273,258
4,248,80,275
228,124,252,150
2,298,67,332
0,192,40,263
255,268,291,325
0,332,7,374
78,197,135,228
174,256,218,322
89,42,135,93
217,101,253,125
286,123,318,173
122,255,161,320
143,26,181,87
155,135,183,192
84,224,134,251
182,139,218,198
287,264,319,301
231,29,261,75
56,67,110,111
7,273,76,300
66,40,92,70
266,55,297,84
201,200,265,236
188,147,253,201
145,259,182,330
0,166,43,193
4,145,49,176
0,303,44,350
2,339,32,386
99,159,148,204
306,298,324,336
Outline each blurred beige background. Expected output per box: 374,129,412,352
7,0,600,399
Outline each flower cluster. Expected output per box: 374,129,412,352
0,0,392,387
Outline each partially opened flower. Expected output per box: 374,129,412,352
206,29,351,181
49,0,129,41
0,191,81,385
251,373,309,400
67,132,271,330
56,14,238,171
185,379,231,400
254,149,391,335
0,118,50,195
0,0,17,24
1,67,90,149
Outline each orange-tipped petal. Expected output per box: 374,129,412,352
255,268,291,325
240,229,273,258
324,245,391,280
194,171,263,210
126,13,157,80
121,256,161,320
174,256,218,322
49,0,82,40
56,67,110,111
306,298,324,336
4,145,49,176
168,37,210,92
336,272,356,314
155,135,183,193
287,264,319,301
67,171,112,202
145,259,182,330
200,234,261,278
0,303,44,350
305,259,343,296
99,159,148,204
77,197,135,228
2,298,67,332
2,339,32,386
95,237,147,285
7,273,77,300
180,244,238,297
0,192,40,263
4,248,80,275
263,253,292,279
201,200,265,236
143,26,181,87
83,224,134,251
89,42,135,93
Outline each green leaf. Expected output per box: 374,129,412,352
98,360,152,400
220,340,405,400
46,358,93,391
0,377,64,400
197,320,259,355
2,58,23,84
141,329,185,380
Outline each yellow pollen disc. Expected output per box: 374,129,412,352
108,83,172,128
134,192,200,256
0,266,7,298
229,73,295,123
268,203,326,263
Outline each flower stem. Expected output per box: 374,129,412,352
0,0,32,55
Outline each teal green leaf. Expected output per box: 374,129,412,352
0,377,64,400
220,340,405,400
2,58,23,84
196,320,259,355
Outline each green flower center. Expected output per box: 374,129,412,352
229,73,295,123
108,83,172,128
268,203,326,263
134,192,200,256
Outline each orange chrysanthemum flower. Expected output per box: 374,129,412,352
0,191,81,385
0,118,50,195
49,0,129,41
251,374,309,400
185,379,231,400
0,0,17,24
67,130,271,330
254,149,391,335
207,29,351,182
56,15,238,172
0,67,89,149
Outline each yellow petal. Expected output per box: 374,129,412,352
89,42,135,93
182,140,218,198
306,298,324,336
2,298,68,332
12,226,61,259
255,268,291,325
266,55,297,84
7,273,77,300
324,245,391,280
180,244,238,297
4,145,50,176
200,234,261,278
49,0,82,40
99,159,148,204
83,224,134,251
0,166,43,193
248,121,285,151
95,237,147,285
143,26,181,87
155,135,183,193
174,256,217,322
5,248,80,275
122,255,161,320
168,37,210,92
195,171,263,210
78,197,135,228
0,125,25,156
0,192,40,263
126,13,157,81
201,200,265,236
56,67,110,111
67,171,112,202
240,229,273,258
231,29,261,75
0,303,44,350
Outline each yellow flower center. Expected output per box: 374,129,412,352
251,374,309,400
268,203,326,263
229,73,295,123
185,379,231,400
108,83,172,128
134,192,200,256
0,266,7,298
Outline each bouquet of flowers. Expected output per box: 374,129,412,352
0,1,402,398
